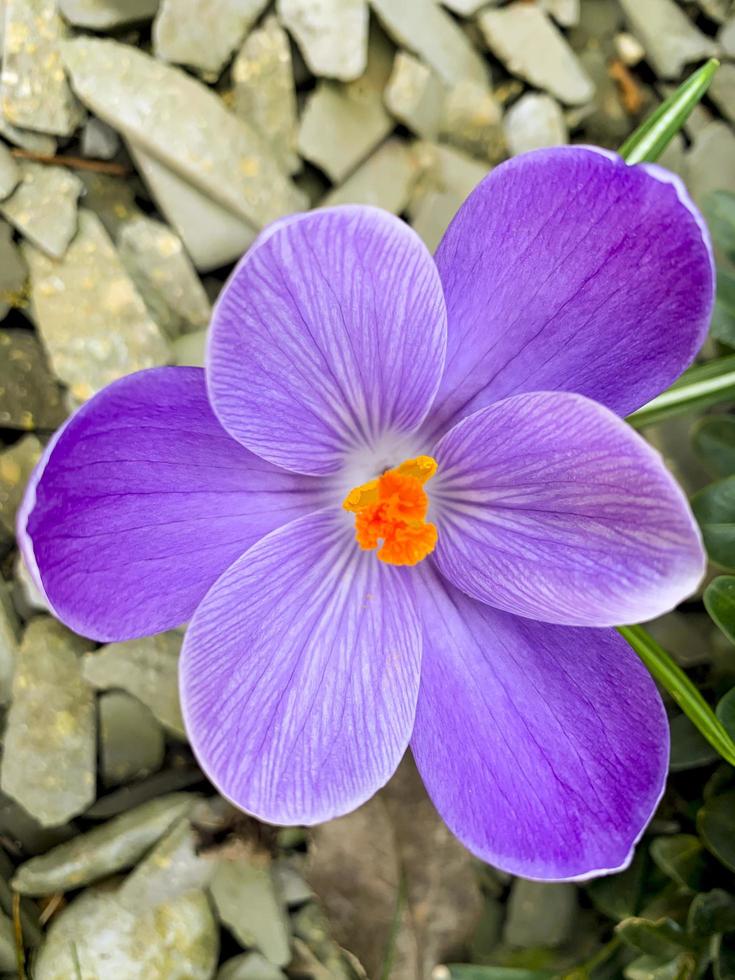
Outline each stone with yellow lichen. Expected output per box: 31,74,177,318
1,0,83,137
24,208,171,402
384,51,444,140
440,79,506,162
154,0,269,76
277,0,368,82
0,617,95,826
0,221,28,321
99,691,166,789
0,143,19,201
0,433,41,537
322,138,420,214
0,161,82,258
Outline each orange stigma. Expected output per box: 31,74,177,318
343,456,438,566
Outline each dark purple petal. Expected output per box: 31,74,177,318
411,569,668,880
431,391,704,626
207,206,447,475
180,509,421,824
424,147,714,439
20,367,324,641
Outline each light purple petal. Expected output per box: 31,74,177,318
411,569,668,881
20,367,323,642
423,147,714,440
180,509,421,825
431,391,704,627
207,206,447,475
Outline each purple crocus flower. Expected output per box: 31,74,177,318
19,148,714,881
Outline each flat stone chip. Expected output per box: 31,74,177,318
0,618,95,827
24,209,171,403
61,37,305,228
384,51,445,140
1,162,83,259
618,0,717,80
2,0,83,137
59,0,160,29
154,0,269,76
277,0,368,82
0,433,41,537
504,92,568,156
99,691,166,788
322,138,419,214
0,144,19,201
478,2,595,106
0,222,28,322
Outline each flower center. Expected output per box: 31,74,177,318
342,456,438,566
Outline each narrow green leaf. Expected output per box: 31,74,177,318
692,417,735,478
704,577,735,643
619,59,719,165
618,626,735,768
628,356,735,429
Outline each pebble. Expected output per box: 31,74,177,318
217,952,288,980
13,793,197,894
720,17,735,58
504,879,578,948
117,214,211,337
617,0,717,80
542,0,580,26
479,3,594,105
13,552,52,617
0,583,19,706
0,788,76,856
61,37,306,229
504,92,569,156
210,854,291,966
173,327,207,366
686,121,735,208
0,910,15,973
384,51,444,139
1,618,95,827
129,142,258,272
0,433,41,538
440,80,505,161
0,118,56,155
322,138,419,213
99,691,166,788
277,0,368,81
1,162,82,259
83,631,186,738
370,0,488,86
154,0,269,76
614,31,645,66
2,0,83,137
34,883,218,980
439,0,486,14
24,209,170,403
0,224,28,323
232,16,300,175
81,117,121,160
59,0,160,28
77,170,141,238
708,63,735,127
0,144,19,201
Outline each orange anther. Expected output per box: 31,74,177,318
343,456,438,566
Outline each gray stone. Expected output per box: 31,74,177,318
59,0,160,28
119,816,216,912
298,30,393,181
210,855,291,966
0,224,28,323
504,92,568,156
1,0,83,137
81,117,121,160
614,31,645,66
61,37,305,229
277,0,368,81
439,0,486,14
384,51,444,140
87,767,203,820
173,327,207,366
13,552,52,617
154,0,269,76
0,583,18,707
232,16,299,175
13,794,196,894
0,910,15,973
686,121,735,209
709,63,735,126
618,0,717,79
83,630,186,737
721,17,735,57
696,0,733,21
542,0,580,26
440,80,505,161
408,141,488,252
0,118,56,155
0,789,76,856
1,618,95,827
0,144,19,200
0,433,41,537
99,691,166,788
322,138,419,213
272,857,311,907
34,884,218,980
504,879,577,948
25,209,170,403
77,170,141,238
217,953,287,980
479,3,594,106
1,162,82,259
129,142,258,272
370,0,487,86
117,214,211,337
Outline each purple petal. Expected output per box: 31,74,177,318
424,147,714,439
180,509,421,824
411,569,668,880
20,367,323,642
207,206,447,475
431,391,704,627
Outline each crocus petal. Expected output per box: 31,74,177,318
180,509,421,825
20,367,323,642
411,569,668,881
207,206,447,475
431,391,704,627
424,147,714,439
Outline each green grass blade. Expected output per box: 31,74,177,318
627,356,735,428
619,59,719,165
619,625,735,768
